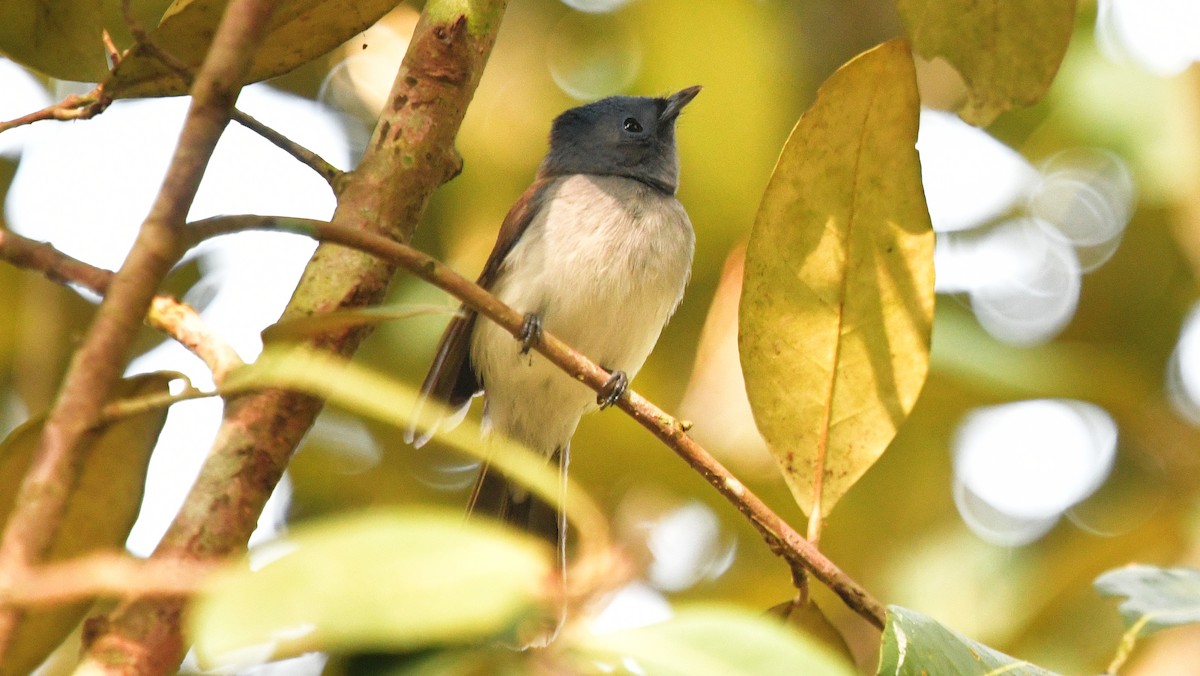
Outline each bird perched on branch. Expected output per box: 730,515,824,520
411,86,701,541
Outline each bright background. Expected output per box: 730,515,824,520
2,0,1200,673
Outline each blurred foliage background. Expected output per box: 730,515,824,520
3,0,1200,673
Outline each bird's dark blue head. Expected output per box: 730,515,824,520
539,86,701,195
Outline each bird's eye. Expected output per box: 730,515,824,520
623,117,643,133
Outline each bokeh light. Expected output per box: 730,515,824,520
560,0,635,13
952,399,1118,546
917,109,1038,233
965,217,1082,347
919,111,1134,345
1167,302,1200,425
1096,0,1200,75
546,12,642,100
1027,148,1134,271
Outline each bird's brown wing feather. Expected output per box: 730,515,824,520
412,177,558,427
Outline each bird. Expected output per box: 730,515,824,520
411,86,701,540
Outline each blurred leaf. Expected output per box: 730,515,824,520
739,39,934,522
576,604,856,676
896,0,1077,126
263,305,456,343
332,645,532,676
188,509,555,669
0,373,173,676
769,598,854,667
104,0,404,98
878,606,1059,676
222,347,611,553
1095,565,1200,635
0,0,172,81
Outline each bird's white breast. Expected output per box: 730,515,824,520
471,174,694,454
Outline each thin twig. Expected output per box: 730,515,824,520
0,0,281,659
231,109,343,187
0,228,244,384
0,553,219,607
122,0,344,188
0,90,111,135
185,214,889,629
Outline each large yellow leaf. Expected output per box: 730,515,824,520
0,373,174,676
0,0,173,81
896,0,1077,126
738,40,934,528
104,0,403,98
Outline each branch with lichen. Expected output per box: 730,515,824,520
71,3,511,673
0,0,283,662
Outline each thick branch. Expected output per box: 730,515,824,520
75,3,510,672
0,0,280,662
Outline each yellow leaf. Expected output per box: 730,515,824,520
104,0,404,99
0,373,174,676
738,40,935,527
897,0,1077,126
0,0,173,81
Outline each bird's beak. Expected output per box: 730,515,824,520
660,85,702,122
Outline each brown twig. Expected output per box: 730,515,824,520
183,214,889,630
0,90,111,135
0,228,244,384
231,109,343,188
0,553,219,608
75,4,509,672
120,0,344,191
0,0,281,661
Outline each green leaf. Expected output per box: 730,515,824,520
878,606,1059,676
0,0,173,81
262,305,456,343
222,347,610,552
188,509,555,669
896,0,1077,126
104,0,404,98
0,373,174,676
1095,565,1200,636
576,604,856,676
739,39,935,524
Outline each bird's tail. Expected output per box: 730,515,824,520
467,445,568,551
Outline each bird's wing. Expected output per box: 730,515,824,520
407,177,558,446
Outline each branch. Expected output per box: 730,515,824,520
231,109,343,187
180,214,888,629
118,0,343,189
0,228,244,384
0,553,218,608
75,3,510,672
0,0,281,661
0,89,111,135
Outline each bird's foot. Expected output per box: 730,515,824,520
519,313,542,355
597,369,628,409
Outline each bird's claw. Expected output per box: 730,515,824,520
519,313,542,355
597,370,628,409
